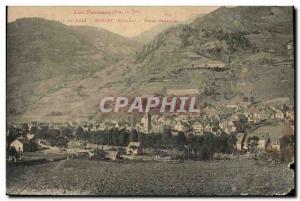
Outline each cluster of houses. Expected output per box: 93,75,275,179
7,101,294,159
136,103,294,136
9,103,294,136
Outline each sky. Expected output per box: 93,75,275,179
7,6,219,37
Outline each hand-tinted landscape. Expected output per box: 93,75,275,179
6,6,294,196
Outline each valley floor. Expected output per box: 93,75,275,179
6,159,293,196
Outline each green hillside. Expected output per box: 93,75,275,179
6,7,294,122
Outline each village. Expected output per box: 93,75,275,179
6,96,295,165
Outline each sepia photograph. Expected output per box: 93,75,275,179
5,5,295,196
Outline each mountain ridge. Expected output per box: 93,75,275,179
7,7,294,122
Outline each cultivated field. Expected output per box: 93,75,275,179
7,159,293,196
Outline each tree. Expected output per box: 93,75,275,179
138,132,144,144
7,129,19,148
162,127,173,148
118,130,128,146
213,133,236,154
154,133,162,148
26,142,38,151
227,134,237,153
199,144,212,160
129,129,138,142
96,130,109,145
187,134,201,157
280,133,294,162
111,128,120,146
30,126,37,134
9,146,17,158
21,123,29,134
9,146,21,161
75,127,85,140
280,134,294,148
247,136,259,153
60,127,73,139
53,137,68,148
175,132,186,149
107,130,113,145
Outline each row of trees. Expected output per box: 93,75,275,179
8,124,294,162
8,125,238,153
74,127,237,160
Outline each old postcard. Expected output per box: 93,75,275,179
6,6,295,196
